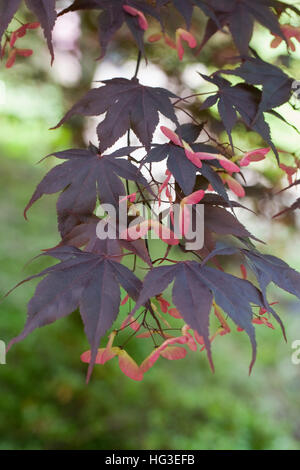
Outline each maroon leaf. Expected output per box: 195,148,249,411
201,242,290,336
25,0,57,62
53,78,179,152
205,206,261,242
130,261,268,371
200,74,280,159
245,251,300,301
24,144,149,236
201,193,255,213
172,0,194,27
8,246,142,382
222,57,293,117
198,0,289,55
0,0,21,48
129,263,214,369
59,0,161,58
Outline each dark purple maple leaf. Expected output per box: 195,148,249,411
129,260,271,372
157,0,220,28
204,206,261,242
197,0,294,55
0,0,57,61
201,240,300,336
25,0,57,62
172,0,194,27
129,262,214,370
56,215,152,266
53,78,179,152
200,74,281,159
0,0,22,49
221,57,294,119
201,193,254,213
24,144,150,236
244,251,300,301
59,0,161,58
8,246,142,382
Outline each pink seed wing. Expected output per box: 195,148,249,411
160,126,182,146
118,350,143,381
160,346,187,360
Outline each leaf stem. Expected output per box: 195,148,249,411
133,50,142,79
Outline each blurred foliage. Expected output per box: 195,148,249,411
0,4,300,450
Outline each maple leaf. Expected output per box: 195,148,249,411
198,0,289,55
7,246,142,382
129,261,270,372
24,144,150,236
55,214,153,267
173,0,194,27
0,0,57,62
204,206,261,242
0,0,22,51
200,74,281,159
25,0,57,63
130,262,214,370
55,216,124,262
244,251,300,302
201,193,253,211
156,0,220,29
222,58,294,118
59,0,160,58
202,241,300,335
53,78,178,152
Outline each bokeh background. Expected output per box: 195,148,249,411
0,0,300,450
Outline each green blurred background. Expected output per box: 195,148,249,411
0,3,300,450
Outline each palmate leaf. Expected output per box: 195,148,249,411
53,78,179,152
200,74,281,159
172,0,194,27
54,216,124,262
56,215,153,267
244,251,300,301
130,261,271,371
201,193,255,213
24,144,149,236
0,0,57,61
241,249,300,336
8,246,142,382
0,0,22,47
198,0,290,55
203,241,300,334
222,57,294,116
158,0,222,27
25,0,57,62
204,206,262,242
203,242,300,303
59,0,161,57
